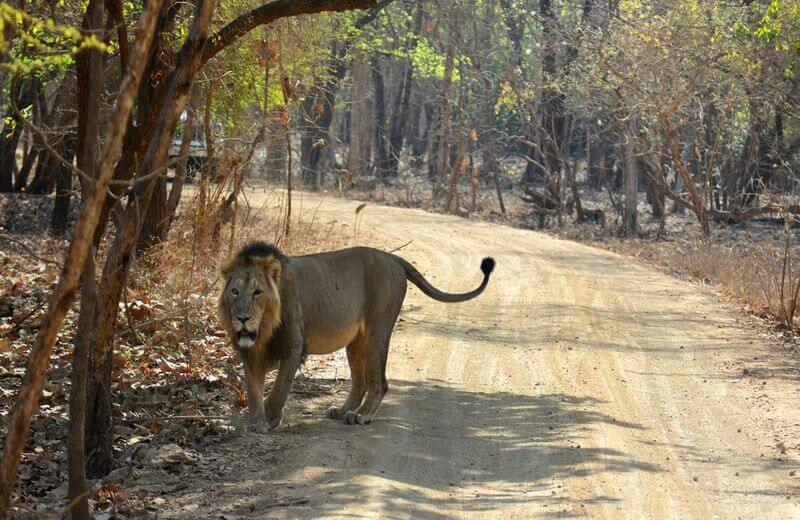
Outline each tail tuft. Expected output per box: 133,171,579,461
480,257,496,277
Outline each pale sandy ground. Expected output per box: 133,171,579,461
159,189,800,519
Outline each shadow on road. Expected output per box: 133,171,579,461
179,378,659,519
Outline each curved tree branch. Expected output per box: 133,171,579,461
202,0,380,66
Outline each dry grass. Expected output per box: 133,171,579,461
125,178,352,367
619,232,800,329
0,170,355,509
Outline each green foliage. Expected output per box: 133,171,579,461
208,15,330,135
406,36,447,79
0,3,107,75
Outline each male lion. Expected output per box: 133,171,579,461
219,242,494,431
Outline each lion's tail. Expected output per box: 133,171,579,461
394,255,495,303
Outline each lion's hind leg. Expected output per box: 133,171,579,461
343,278,404,425
326,335,367,420
343,329,390,425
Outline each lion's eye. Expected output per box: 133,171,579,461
253,289,263,296
231,288,239,296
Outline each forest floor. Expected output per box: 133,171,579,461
3,186,800,518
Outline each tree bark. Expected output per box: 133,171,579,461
67,255,96,520
69,0,105,512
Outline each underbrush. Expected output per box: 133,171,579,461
0,184,349,513
611,230,800,331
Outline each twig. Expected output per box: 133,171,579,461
388,240,413,253
164,414,227,420
0,301,46,338
0,234,60,267
263,498,310,509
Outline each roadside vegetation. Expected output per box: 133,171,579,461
0,0,799,516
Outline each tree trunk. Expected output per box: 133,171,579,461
0,3,162,513
284,111,292,236
84,0,216,476
385,6,423,178
50,137,77,235
642,159,665,221
300,43,345,188
136,176,168,252
68,0,105,513
27,150,53,194
15,138,35,192
660,112,709,237
67,255,96,520
622,119,638,236
28,82,75,196
163,87,200,236
434,40,454,196
538,0,565,195
265,110,288,181
347,51,371,180
371,60,390,179
385,59,413,178
0,77,25,192
411,102,432,166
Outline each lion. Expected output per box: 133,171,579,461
219,242,495,431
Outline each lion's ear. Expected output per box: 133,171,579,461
267,258,281,284
221,258,237,278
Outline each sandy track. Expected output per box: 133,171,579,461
164,191,800,519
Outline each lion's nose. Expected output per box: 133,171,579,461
237,316,251,325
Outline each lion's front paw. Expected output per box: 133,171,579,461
326,406,344,420
343,410,371,425
247,421,272,435
265,411,283,431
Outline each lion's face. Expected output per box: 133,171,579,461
220,257,282,350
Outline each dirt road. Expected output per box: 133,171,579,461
163,191,800,519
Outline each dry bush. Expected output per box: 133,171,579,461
128,179,350,358
635,231,800,329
